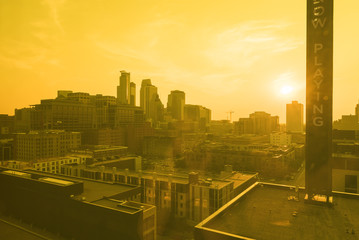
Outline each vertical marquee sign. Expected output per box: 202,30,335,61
306,0,333,199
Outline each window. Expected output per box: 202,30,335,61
345,175,357,193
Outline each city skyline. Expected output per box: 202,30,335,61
1,1,359,121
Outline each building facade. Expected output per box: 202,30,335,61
167,90,185,121
286,101,304,133
234,111,279,135
140,79,160,123
60,165,257,223
117,70,131,105
270,132,292,146
14,130,81,161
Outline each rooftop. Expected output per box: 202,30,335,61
0,219,52,240
91,198,154,214
24,170,140,202
222,172,258,189
196,183,359,240
68,164,239,188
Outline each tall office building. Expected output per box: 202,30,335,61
286,101,304,133
117,70,131,105
167,90,185,121
130,82,136,106
140,79,159,122
154,95,164,122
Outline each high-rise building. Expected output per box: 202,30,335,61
130,82,136,106
184,104,211,131
140,79,160,122
286,101,304,133
167,90,185,121
117,70,131,105
154,95,164,123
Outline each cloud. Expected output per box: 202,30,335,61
203,20,303,70
42,0,66,34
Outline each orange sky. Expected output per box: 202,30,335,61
1,0,359,122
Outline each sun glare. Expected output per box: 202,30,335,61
280,85,293,95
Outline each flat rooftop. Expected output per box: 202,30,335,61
0,219,47,240
0,217,66,240
73,164,238,188
91,199,142,214
91,199,154,214
197,183,359,240
222,172,257,189
24,170,140,202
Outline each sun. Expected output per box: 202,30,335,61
280,85,293,95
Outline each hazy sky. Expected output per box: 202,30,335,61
1,0,359,122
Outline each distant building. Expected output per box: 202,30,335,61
333,115,359,130
140,79,162,123
117,70,131,105
286,101,304,133
234,111,279,135
25,91,146,132
270,132,292,146
126,122,156,155
14,107,35,132
32,155,88,174
130,82,136,106
82,128,127,146
32,97,97,130
167,90,185,121
333,101,359,130
185,141,303,178
209,120,233,135
0,114,14,137
0,139,13,161
70,145,128,160
143,135,182,158
184,104,211,131
14,130,81,161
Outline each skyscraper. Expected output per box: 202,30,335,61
140,79,159,122
130,82,136,106
286,101,304,133
117,70,131,105
167,90,185,121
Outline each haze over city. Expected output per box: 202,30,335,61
1,0,359,121
2,1,359,240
